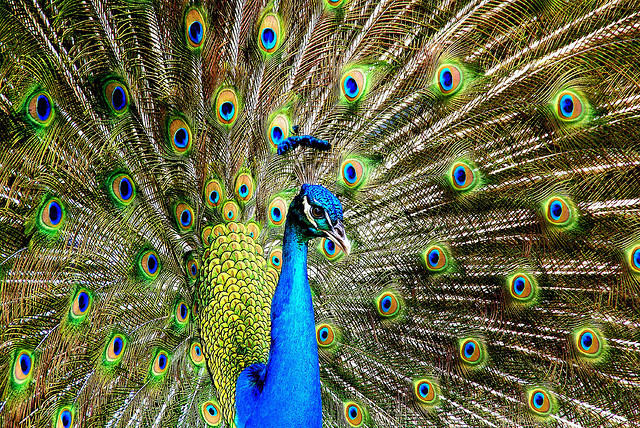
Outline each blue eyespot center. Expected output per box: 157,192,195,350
220,101,235,121
272,256,280,266
581,332,593,350
560,94,574,117
207,404,217,416
190,264,197,276
113,337,123,356
381,296,392,311
549,201,563,220
464,342,475,357
158,353,167,370
271,126,283,144
440,68,453,91
261,27,276,49
428,249,440,267
209,190,220,204
189,21,203,44
119,178,132,200
419,383,429,397
180,303,188,319
37,94,51,121
174,128,189,148
634,249,640,268
78,292,89,312
533,392,544,408
19,354,31,375
49,201,62,225
195,345,201,356
514,277,525,295
61,410,71,427
112,86,126,111
454,166,466,186
319,327,328,340
239,184,249,197
147,254,158,274
344,163,357,184
348,405,358,419
181,209,192,226
344,77,359,98
325,239,336,254
271,207,282,221
227,210,234,218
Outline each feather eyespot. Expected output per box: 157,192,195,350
414,379,437,404
41,198,65,230
246,222,260,239
344,402,364,427
268,115,289,149
628,246,640,273
104,80,129,115
222,201,240,222
27,91,54,126
204,180,224,209
423,245,448,271
574,328,603,358
450,162,476,191
71,289,91,320
186,258,199,281
258,14,282,54
341,69,366,102
185,8,206,49
528,388,552,415
139,250,160,279
201,226,213,246
201,401,222,426
105,334,125,363
269,248,283,270
437,64,462,95
508,273,534,302
175,301,189,325
316,324,337,347
268,198,287,226
319,237,343,260
168,117,192,153
556,90,584,122
376,291,400,317
340,158,366,189
545,197,572,225
152,350,170,376
190,342,205,365
216,89,239,125
56,407,73,428
460,338,483,365
235,173,254,203
326,0,345,7
110,174,136,205
175,203,195,232
13,351,33,384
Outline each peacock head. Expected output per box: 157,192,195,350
289,184,351,255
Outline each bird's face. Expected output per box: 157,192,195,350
292,184,351,255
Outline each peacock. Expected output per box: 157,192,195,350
1,0,640,426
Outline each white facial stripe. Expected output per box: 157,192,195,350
324,210,333,228
303,196,319,228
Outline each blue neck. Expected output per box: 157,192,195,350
237,220,322,428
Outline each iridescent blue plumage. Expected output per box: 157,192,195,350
235,185,348,428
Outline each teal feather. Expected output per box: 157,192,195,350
1,0,640,427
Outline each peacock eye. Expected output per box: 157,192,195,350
311,206,324,219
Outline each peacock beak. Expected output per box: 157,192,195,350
324,221,351,255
